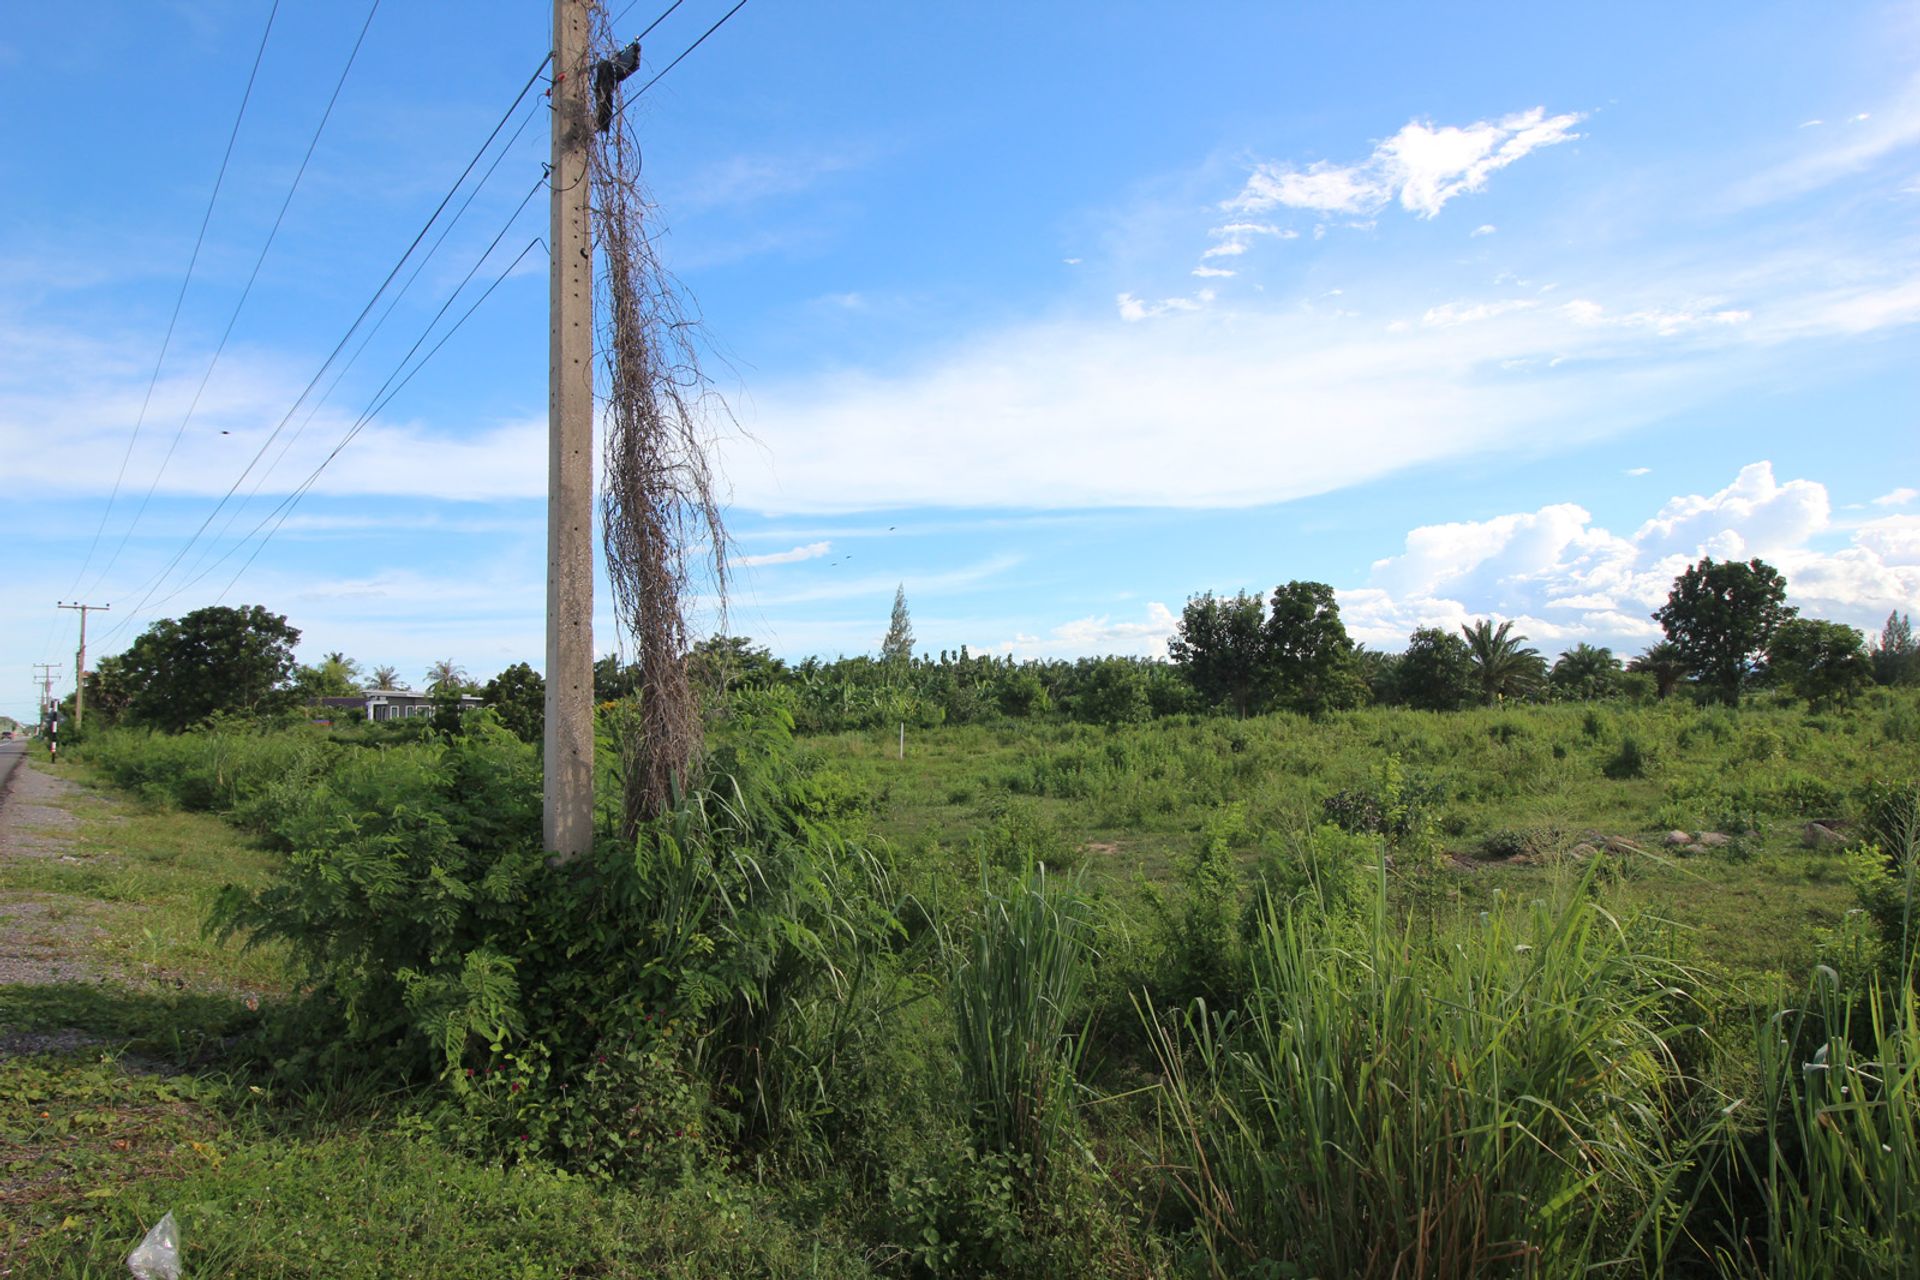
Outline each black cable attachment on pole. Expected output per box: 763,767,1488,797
594,40,641,132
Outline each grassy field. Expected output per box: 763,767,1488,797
810,695,1914,982
4,690,1915,1276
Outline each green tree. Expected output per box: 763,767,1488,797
79,655,135,727
1871,610,1918,686
594,654,642,702
293,652,361,702
120,605,301,732
1169,591,1268,717
881,584,915,666
1768,617,1873,708
1071,657,1152,726
1395,627,1476,711
1627,641,1689,700
425,659,470,694
368,664,403,690
1461,619,1545,706
1651,557,1795,706
1264,581,1367,715
689,635,787,696
1548,643,1622,701
483,662,546,741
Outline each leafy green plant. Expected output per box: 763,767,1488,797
946,862,1094,1200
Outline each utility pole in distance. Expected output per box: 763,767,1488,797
32,663,58,725
544,0,595,861
57,602,109,731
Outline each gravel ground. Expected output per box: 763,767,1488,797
0,760,120,993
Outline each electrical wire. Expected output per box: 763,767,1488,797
131,182,545,619
96,54,555,645
81,0,382,599
66,0,282,594
628,0,750,104
214,239,546,601
94,0,743,644
167,98,543,593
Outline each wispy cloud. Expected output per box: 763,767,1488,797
1872,486,1918,507
1737,74,1920,203
737,540,831,567
1226,107,1584,221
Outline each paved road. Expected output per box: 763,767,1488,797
0,738,27,803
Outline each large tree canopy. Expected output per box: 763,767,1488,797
1263,581,1366,715
1169,591,1269,718
120,605,301,732
1652,557,1795,705
1170,582,1363,717
1768,618,1872,708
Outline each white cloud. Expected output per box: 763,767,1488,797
1625,467,1652,477
1472,224,1498,236
1562,298,1752,336
990,602,1178,659
1871,486,1917,507
1227,106,1584,221
1200,241,1248,258
1421,298,1537,327
1115,289,1215,322
1345,462,1920,652
1191,265,1237,278
737,540,831,568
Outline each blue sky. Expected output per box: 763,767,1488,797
4,1,1918,718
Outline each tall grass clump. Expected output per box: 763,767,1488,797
947,863,1095,1193
1714,977,1920,1277
1146,878,1707,1278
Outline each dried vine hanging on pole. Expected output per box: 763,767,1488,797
587,6,729,833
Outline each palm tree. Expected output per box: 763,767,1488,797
1461,619,1544,706
1548,643,1621,700
368,664,403,691
425,660,469,694
1628,642,1688,700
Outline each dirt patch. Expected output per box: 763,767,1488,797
0,762,88,863
1,765,121,989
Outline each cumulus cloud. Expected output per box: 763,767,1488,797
1342,462,1920,652
991,602,1179,659
1871,486,1918,507
1226,107,1584,221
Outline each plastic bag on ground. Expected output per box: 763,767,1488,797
127,1210,181,1280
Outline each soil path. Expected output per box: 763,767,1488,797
0,749,115,989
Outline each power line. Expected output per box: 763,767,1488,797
214,238,547,600
97,55,556,644
611,0,687,38
82,0,383,598
68,0,282,593
169,98,543,593
129,181,545,624
626,0,750,106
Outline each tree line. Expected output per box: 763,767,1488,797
55,557,1917,739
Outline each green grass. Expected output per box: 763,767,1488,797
0,760,287,990
812,696,1915,984
12,694,1914,1275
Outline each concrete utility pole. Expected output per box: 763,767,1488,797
57,602,109,730
544,0,595,861
33,664,58,725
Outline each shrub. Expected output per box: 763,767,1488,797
1605,732,1652,780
